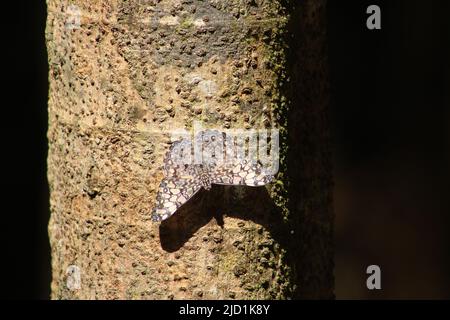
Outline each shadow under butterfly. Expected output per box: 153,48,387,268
159,184,281,252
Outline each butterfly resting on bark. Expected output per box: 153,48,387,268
151,130,275,222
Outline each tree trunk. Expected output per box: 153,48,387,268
46,0,333,299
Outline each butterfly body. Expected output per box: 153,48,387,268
198,170,212,190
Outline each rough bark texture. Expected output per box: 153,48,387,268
47,0,333,299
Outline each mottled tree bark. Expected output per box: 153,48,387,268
47,0,333,299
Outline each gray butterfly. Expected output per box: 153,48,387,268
151,130,274,222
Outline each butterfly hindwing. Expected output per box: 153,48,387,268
151,176,202,222
211,159,274,187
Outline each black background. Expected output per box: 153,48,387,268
329,0,449,298
1,1,448,299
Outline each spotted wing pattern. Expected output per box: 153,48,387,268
211,159,274,187
151,140,201,222
151,130,275,222
151,176,201,222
